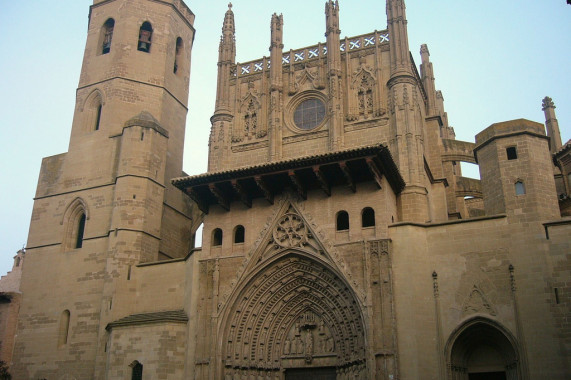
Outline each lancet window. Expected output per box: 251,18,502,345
58,310,70,347
174,37,183,74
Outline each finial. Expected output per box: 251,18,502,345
228,2,232,9
542,96,555,111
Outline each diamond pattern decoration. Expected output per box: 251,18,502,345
364,36,375,46
349,39,361,50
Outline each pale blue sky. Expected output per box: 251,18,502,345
0,0,569,276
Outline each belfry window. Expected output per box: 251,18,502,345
234,225,245,244
336,211,349,231
212,228,223,246
101,18,115,54
362,207,375,228
138,22,153,52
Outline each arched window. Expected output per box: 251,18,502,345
361,207,375,227
95,103,102,131
101,18,115,54
63,198,89,251
58,310,70,347
212,228,223,246
83,90,104,132
130,361,143,380
75,213,86,248
515,181,525,195
336,211,349,231
138,22,153,52
234,225,245,244
174,37,183,74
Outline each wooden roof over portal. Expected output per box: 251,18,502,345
172,144,405,214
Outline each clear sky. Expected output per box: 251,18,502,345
0,0,569,277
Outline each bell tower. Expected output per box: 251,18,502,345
13,1,197,378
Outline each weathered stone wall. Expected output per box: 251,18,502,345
106,323,187,379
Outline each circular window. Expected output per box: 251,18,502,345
293,98,326,130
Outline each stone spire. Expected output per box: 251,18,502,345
269,13,284,160
210,4,236,171
542,96,563,153
386,0,413,77
420,44,437,116
386,0,430,222
269,13,284,86
325,0,344,150
215,3,236,114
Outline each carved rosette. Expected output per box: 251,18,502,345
259,209,323,261
272,213,308,248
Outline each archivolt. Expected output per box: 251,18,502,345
221,251,366,371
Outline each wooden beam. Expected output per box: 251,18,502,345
288,170,307,200
254,176,274,204
313,166,331,196
185,188,209,214
208,184,230,211
366,158,383,189
231,180,252,208
339,161,356,193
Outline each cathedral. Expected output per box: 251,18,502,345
3,0,570,379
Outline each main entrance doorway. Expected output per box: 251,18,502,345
285,367,336,380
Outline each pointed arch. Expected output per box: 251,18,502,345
129,360,143,380
348,66,383,120
445,317,524,379
219,250,367,378
233,92,263,142
61,198,89,251
82,89,105,132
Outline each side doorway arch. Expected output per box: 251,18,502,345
446,317,525,380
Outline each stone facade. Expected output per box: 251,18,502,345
8,0,570,379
